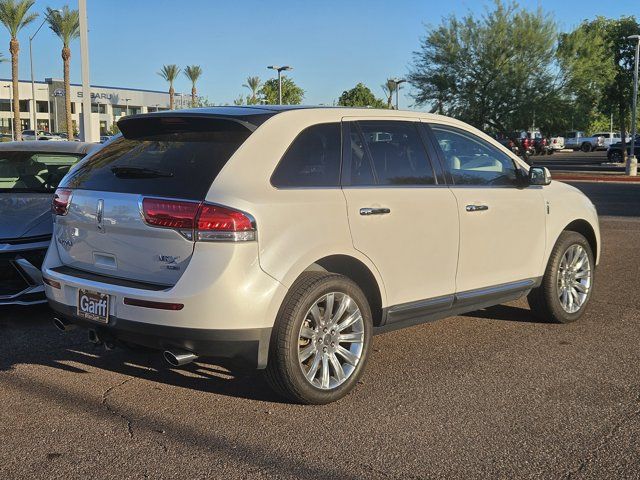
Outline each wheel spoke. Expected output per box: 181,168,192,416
299,343,316,362
320,354,330,389
300,326,315,339
331,295,350,325
328,352,345,383
575,269,590,279
324,293,335,323
336,311,362,332
336,345,358,366
309,304,322,324
305,352,321,381
573,282,587,293
338,331,364,343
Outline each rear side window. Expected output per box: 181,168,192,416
351,121,435,186
61,117,252,200
271,123,341,188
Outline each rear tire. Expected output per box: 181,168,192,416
609,150,623,163
528,231,595,324
265,272,372,404
581,142,592,153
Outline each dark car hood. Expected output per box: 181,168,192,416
0,192,54,240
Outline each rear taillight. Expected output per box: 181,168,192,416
52,188,73,215
141,197,255,242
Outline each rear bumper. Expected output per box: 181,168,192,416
48,299,272,370
0,237,50,306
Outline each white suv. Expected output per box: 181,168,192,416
43,107,600,404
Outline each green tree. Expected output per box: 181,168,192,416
233,94,244,106
260,76,304,105
46,6,79,139
158,64,180,110
183,65,202,107
0,0,37,140
338,83,387,108
381,79,397,109
243,76,261,105
409,0,559,135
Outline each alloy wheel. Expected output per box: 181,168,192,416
297,292,365,390
557,244,592,314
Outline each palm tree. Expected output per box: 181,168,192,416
46,6,79,140
158,64,180,109
0,0,37,141
183,65,202,107
243,76,261,105
381,79,397,109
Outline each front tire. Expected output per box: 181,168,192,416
265,272,372,404
528,231,594,324
581,142,592,153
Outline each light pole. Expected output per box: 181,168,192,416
29,9,61,132
627,34,639,176
393,78,407,110
4,85,13,140
78,0,93,142
124,98,131,116
267,65,292,105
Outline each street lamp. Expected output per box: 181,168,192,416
627,34,639,177
392,78,407,110
29,9,61,131
124,97,131,116
267,65,292,105
3,85,13,140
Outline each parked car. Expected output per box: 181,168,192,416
591,132,622,150
43,107,600,404
607,136,640,163
550,136,565,150
564,131,604,152
0,141,95,305
22,130,64,141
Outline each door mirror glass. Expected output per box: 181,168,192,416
529,166,551,186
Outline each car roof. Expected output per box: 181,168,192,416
0,140,95,154
121,105,455,130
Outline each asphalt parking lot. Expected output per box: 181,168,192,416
1,181,639,479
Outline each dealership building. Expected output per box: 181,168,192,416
0,77,181,140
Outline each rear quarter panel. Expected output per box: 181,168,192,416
204,109,389,306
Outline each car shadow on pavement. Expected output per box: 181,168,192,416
462,304,547,324
0,306,286,404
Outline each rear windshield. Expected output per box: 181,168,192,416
61,117,252,200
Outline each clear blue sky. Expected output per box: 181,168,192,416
6,0,639,108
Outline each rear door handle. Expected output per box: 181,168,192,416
465,204,489,212
360,207,391,216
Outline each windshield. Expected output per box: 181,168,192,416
0,151,83,192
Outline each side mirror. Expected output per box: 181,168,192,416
529,166,552,186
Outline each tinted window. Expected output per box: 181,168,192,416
61,117,251,200
0,151,81,192
349,126,375,185
431,125,518,186
271,123,341,187
357,121,435,185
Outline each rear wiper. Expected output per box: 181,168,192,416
111,166,173,178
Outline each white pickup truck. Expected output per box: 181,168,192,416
564,131,605,152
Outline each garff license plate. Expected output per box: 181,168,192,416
77,289,110,323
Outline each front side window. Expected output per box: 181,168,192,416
356,121,435,186
271,123,341,188
430,125,518,186
0,152,82,192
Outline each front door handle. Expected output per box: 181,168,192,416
360,207,391,216
465,204,489,212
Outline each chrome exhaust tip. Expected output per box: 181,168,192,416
53,317,76,332
163,349,198,367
